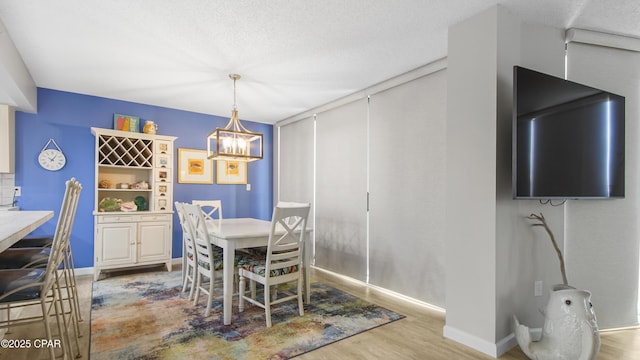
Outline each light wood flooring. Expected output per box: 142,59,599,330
1,266,638,359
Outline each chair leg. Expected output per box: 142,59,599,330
60,263,82,357
55,270,79,359
181,267,189,293
5,304,11,334
265,283,272,328
187,268,196,301
297,276,304,316
238,273,245,312
250,280,257,300
193,272,201,306
65,248,83,323
205,275,214,317
41,301,57,360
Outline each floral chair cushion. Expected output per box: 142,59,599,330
238,257,298,277
196,246,242,271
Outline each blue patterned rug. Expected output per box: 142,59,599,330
90,270,404,359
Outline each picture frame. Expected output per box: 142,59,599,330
178,148,213,184
113,114,140,132
216,160,247,184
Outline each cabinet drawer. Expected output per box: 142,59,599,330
156,168,171,183
140,214,171,222
155,140,172,155
97,215,136,223
155,182,171,197
96,213,171,223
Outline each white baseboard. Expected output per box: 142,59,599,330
172,257,183,267
74,266,94,276
443,325,518,358
74,258,184,278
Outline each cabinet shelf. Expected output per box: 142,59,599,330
98,188,153,192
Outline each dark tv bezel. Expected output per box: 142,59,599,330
512,66,625,200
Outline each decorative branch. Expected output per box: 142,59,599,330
527,213,568,286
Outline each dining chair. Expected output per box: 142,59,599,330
192,200,222,227
0,179,84,334
0,177,82,359
174,202,197,300
238,202,310,328
183,203,224,317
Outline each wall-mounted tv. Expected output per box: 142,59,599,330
513,66,625,199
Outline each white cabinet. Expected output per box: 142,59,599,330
91,127,177,280
0,105,15,173
95,221,136,267
138,220,171,261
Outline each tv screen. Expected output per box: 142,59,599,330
513,66,625,199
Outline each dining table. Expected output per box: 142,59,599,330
0,210,54,253
206,217,313,325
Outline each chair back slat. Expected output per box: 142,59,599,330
192,200,222,221
175,202,197,264
44,178,82,293
265,203,310,276
183,204,216,272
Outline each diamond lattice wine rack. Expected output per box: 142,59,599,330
98,135,153,167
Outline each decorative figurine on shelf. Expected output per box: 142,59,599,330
134,196,147,211
120,201,137,212
143,120,157,134
131,180,149,189
98,179,112,189
98,198,122,212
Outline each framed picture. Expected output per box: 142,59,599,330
178,148,213,184
113,114,140,132
216,160,247,184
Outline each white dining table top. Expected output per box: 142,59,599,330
0,210,54,253
206,217,312,239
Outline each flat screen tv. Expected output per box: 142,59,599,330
513,66,625,199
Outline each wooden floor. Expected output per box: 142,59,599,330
1,266,639,359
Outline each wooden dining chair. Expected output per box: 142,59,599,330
183,203,224,317
192,200,222,228
238,202,310,327
174,202,198,300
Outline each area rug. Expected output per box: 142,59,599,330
90,270,404,359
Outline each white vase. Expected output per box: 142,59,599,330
513,284,600,360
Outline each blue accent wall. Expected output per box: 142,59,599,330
14,88,273,268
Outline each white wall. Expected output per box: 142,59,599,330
444,6,568,357
444,7,500,353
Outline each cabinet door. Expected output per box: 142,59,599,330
137,222,170,262
96,223,136,266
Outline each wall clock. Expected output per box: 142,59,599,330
38,138,66,171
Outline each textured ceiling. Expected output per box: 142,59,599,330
0,0,639,124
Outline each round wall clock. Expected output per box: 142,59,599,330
38,138,67,171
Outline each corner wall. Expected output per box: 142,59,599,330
444,6,567,356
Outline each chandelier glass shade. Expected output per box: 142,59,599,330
207,74,263,162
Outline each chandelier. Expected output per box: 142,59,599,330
207,74,263,162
